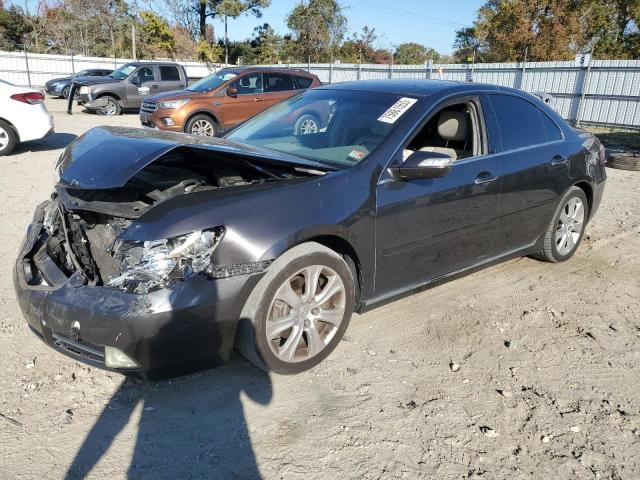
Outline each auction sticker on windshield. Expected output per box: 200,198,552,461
378,97,418,124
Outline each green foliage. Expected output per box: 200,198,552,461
140,11,176,58
287,0,348,62
196,38,223,64
0,5,32,49
394,42,440,64
339,26,377,63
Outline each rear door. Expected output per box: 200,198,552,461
263,72,297,108
484,93,568,252
219,72,264,129
158,65,184,93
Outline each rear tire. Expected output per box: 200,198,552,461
0,120,17,156
236,242,354,374
294,114,320,135
532,186,588,263
186,114,218,136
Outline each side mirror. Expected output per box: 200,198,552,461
389,151,454,180
227,87,238,97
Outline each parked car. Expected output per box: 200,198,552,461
15,80,606,379
71,62,188,115
44,69,113,99
0,80,53,156
140,67,321,136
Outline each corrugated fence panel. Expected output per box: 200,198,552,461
3,51,639,128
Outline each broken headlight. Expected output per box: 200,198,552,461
107,227,225,293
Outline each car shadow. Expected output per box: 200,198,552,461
64,356,272,479
14,132,77,153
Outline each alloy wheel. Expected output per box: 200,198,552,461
104,100,117,116
0,126,8,149
266,265,346,363
555,197,584,255
297,118,318,135
191,119,215,136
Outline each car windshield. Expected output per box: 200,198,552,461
226,89,418,168
109,65,137,80
186,69,239,92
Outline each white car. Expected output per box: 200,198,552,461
0,80,54,156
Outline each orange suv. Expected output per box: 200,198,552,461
140,67,321,136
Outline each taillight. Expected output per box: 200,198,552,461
10,92,44,105
598,141,607,166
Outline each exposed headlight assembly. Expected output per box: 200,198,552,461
159,99,190,109
107,227,225,293
79,86,91,95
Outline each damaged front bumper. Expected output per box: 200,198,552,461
13,205,264,380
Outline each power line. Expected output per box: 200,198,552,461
351,0,467,28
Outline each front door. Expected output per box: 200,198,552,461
125,66,158,108
374,98,503,296
220,72,264,129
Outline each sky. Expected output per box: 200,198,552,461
213,0,485,54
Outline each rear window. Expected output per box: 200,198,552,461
160,66,180,81
265,73,295,92
490,94,562,151
294,75,314,89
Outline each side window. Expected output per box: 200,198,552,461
489,94,561,151
231,73,263,95
135,67,155,84
294,75,313,89
160,66,180,81
265,73,295,92
403,101,481,161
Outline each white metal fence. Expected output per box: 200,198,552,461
1,49,638,129
0,50,215,87
264,60,640,129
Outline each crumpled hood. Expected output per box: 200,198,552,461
56,126,330,189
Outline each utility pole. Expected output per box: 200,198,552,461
224,14,229,65
131,24,137,60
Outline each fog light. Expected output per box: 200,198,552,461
161,117,175,126
104,346,139,369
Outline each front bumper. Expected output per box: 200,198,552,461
13,208,263,379
45,83,65,96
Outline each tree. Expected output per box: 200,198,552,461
339,26,377,63
0,5,33,50
394,42,440,64
287,0,347,62
251,23,283,64
140,10,176,58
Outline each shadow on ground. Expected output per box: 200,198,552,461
64,359,272,479
14,132,78,153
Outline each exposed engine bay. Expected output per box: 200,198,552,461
27,148,320,293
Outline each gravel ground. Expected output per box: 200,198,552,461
0,99,639,480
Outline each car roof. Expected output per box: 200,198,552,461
219,66,316,76
317,79,502,97
124,61,183,67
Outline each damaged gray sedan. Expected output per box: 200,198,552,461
14,81,606,379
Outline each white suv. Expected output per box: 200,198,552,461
0,80,54,155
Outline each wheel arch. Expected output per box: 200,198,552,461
184,111,220,133
96,92,122,101
573,180,593,216
0,117,20,142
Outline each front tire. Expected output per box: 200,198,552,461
98,96,121,116
186,114,218,136
0,120,17,156
533,186,588,263
236,242,354,374
62,86,70,99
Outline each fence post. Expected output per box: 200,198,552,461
357,62,362,81
426,60,432,80
329,62,333,84
576,59,593,127
71,52,75,74
23,46,32,87
388,62,393,79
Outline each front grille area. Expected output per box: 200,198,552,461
140,101,158,114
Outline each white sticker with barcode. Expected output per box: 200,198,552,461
377,97,418,124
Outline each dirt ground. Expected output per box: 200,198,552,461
0,99,639,480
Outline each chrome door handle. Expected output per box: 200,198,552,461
551,155,567,165
475,172,499,184
254,97,264,102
